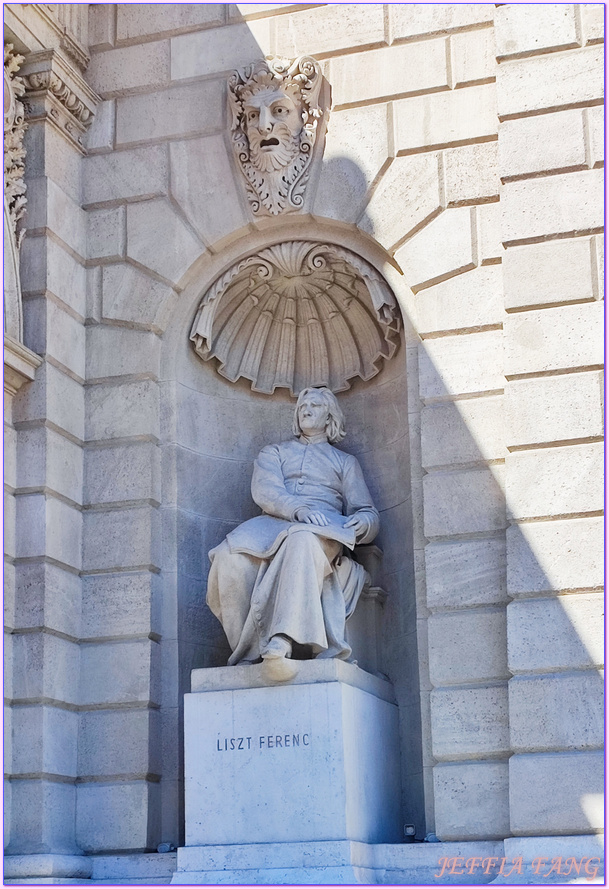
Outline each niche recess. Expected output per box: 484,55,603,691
161,233,422,842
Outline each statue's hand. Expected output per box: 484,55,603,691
344,514,369,538
295,507,330,526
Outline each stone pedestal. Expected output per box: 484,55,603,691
173,660,401,884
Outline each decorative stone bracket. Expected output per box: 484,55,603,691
21,48,99,152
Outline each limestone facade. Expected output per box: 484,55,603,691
3,3,604,884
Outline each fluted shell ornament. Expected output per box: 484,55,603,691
190,241,401,396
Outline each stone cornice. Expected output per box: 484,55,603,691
4,334,42,397
21,49,100,152
34,4,90,71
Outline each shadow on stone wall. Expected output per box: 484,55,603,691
5,4,601,866
154,29,602,851
161,132,603,848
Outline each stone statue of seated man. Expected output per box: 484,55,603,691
206,387,380,681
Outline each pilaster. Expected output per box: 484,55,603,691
5,34,98,867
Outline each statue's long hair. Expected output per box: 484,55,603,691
292,387,346,443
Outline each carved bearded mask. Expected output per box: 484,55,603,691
244,88,303,173
228,56,327,216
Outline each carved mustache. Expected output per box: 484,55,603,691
247,124,300,172
248,122,297,145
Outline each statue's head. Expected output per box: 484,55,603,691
292,387,346,443
228,56,326,214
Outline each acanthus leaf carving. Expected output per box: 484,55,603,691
228,56,329,217
4,43,28,248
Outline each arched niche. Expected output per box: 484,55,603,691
159,222,423,836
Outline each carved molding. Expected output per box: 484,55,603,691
23,69,93,127
35,4,90,71
190,241,401,396
21,49,99,151
4,44,28,248
228,56,329,216
4,333,42,397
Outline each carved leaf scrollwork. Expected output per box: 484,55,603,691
21,69,93,127
4,44,28,247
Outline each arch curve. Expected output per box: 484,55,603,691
162,216,414,383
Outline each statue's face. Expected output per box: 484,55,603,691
297,393,330,436
244,88,303,173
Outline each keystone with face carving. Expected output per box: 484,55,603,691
228,56,328,215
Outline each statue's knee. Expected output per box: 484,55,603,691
285,529,327,562
287,528,318,547
210,539,233,569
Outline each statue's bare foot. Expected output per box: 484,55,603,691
262,655,298,682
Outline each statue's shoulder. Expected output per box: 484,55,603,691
257,438,300,458
331,447,367,479
322,442,358,470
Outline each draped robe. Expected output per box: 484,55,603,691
206,437,380,664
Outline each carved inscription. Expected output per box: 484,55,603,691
216,733,311,751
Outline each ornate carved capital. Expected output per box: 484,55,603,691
4,44,28,248
20,49,99,151
228,56,330,217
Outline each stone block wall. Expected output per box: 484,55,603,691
4,1,604,867
495,2,604,838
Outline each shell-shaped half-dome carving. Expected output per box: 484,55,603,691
190,241,401,396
